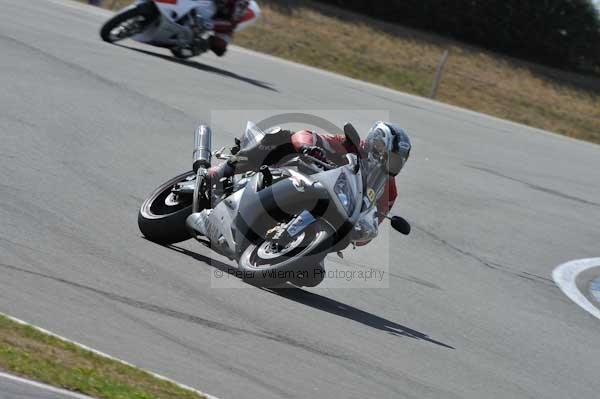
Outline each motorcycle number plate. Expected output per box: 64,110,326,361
287,210,317,237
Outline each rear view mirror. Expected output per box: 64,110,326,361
391,216,411,235
344,123,361,155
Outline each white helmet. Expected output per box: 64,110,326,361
365,122,411,176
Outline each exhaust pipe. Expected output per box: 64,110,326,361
193,125,212,172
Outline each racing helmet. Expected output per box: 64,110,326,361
365,122,411,176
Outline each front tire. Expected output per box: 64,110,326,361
138,171,196,245
100,3,158,43
238,221,334,288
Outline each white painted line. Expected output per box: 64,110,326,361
0,312,220,399
552,258,600,320
0,372,95,399
591,277,600,303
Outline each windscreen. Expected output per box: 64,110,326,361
360,154,388,211
240,121,266,150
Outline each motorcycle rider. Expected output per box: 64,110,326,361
190,0,251,56
205,122,411,244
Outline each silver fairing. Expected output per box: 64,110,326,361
193,124,368,259
201,163,363,261
203,186,246,259
307,165,364,225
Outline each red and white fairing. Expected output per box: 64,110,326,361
150,0,205,23
235,0,261,32
145,0,260,30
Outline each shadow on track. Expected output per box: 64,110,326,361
116,44,278,92
265,287,454,349
168,245,454,350
168,244,237,276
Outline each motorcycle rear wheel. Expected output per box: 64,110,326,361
138,171,196,245
100,3,158,43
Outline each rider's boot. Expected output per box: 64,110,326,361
209,35,229,57
207,161,236,187
200,160,236,207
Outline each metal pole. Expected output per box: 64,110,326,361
430,50,449,99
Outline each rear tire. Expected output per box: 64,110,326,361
100,3,158,43
138,171,196,245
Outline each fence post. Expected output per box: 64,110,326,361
430,50,449,99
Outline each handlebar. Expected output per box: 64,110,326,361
298,153,337,171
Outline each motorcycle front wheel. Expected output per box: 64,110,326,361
138,171,196,245
238,221,334,288
100,2,159,43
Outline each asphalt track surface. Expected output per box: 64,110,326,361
1,1,600,398
0,372,93,399
0,378,75,399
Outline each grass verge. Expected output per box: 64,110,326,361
92,0,600,144
0,314,206,399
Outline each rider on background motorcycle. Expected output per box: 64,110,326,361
206,122,412,245
191,0,250,56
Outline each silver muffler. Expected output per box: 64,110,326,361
188,125,213,243
193,125,212,172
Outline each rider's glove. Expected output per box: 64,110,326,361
300,146,328,163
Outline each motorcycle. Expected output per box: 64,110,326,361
100,0,261,59
138,122,411,287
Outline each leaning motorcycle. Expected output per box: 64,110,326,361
100,0,260,59
138,122,410,287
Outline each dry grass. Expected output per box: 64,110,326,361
92,0,600,143
0,315,206,399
